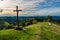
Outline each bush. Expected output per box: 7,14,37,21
3,22,14,29
45,15,52,22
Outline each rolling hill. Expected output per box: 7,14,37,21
0,22,60,40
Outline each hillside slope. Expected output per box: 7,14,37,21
0,22,60,40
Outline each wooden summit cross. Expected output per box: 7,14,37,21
13,6,22,29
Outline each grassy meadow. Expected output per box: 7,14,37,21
0,22,60,40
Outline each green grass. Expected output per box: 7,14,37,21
41,22,60,40
0,22,60,40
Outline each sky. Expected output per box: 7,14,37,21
0,0,60,16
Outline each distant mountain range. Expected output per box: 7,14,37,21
0,16,60,23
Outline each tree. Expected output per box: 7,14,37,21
3,22,13,29
46,15,52,22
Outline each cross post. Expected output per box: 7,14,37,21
13,6,22,28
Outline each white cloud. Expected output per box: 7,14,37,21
21,0,45,10
0,0,60,16
0,0,44,9
22,0,44,2
34,7,60,16
20,7,60,16
0,0,22,9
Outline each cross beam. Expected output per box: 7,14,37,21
14,6,22,28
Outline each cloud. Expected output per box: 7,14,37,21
0,0,60,16
0,0,22,9
37,7,60,14
22,0,44,2
20,0,60,16
20,7,60,16
21,0,45,10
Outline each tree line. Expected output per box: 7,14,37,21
0,15,59,30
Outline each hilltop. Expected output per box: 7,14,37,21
0,22,60,40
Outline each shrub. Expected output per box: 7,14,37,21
3,22,14,29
